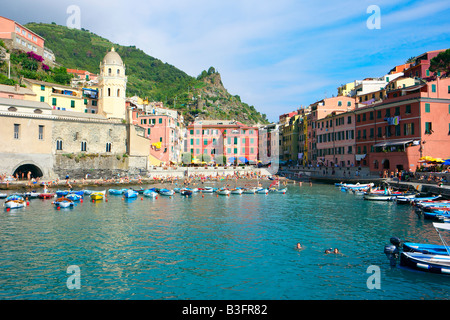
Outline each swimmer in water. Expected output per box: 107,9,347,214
296,243,302,250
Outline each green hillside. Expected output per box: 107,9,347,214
21,23,268,125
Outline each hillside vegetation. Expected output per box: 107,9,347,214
19,23,268,125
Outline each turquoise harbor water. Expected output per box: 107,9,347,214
0,183,449,300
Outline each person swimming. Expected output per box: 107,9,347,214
296,243,302,250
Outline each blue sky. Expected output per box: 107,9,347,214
3,0,450,122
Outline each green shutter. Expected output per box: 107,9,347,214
425,103,430,113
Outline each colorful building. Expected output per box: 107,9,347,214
130,105,184,166
186,120,259,165
403,49,447,79
316,111,356,168
354,76,450,173
22,78,85,112
307,96,356,164
0,16,54,65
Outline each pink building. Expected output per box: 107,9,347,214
131,109,179,164
307,96,356,164
0,84,36,100
0,16,45,56
187,120,259,165
316,111,356,167
354,76,450,173
403,49,447,79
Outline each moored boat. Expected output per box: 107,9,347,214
4,200,25,209
231,188,243,194
385,223,450,274
180,189,193,196
242,187,257,194
217,188,231,196
52,197,74,208
159,189,174,196
38,193,55,199
256,188,269,194
143,189,158,197
90,190,106,200
66,193,82,201
123,189,138,198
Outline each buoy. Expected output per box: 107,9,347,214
202,194,204,198
92,199,95,203
26,201,29,206
105,199,108,202
6,208,10,212
80,199,83,203
156,196,158,199
57,206,60,210
141,197,143,200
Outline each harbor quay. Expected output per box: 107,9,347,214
0,166,276,191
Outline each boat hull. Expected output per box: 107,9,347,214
400,252,450,274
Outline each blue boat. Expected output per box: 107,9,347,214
180,189,193,196
403,242,449,255
423,210,450,221
123,190,138,198
143,189,158,198
109,188,126,195
66,193,82,201
386,223,450,274
56,190,70,197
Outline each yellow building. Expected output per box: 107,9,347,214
337,82,356,97
22,78,85,113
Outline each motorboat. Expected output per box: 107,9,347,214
256,188,269,194
123,189,138,198
385,223,450,274
4,195,25,209
66,193,82,201
159,189,174,196
52,197,74,208
242,187,257,194
231,188,243,195
180,189,193,196
217,188,231,196
90,190,106,200
200,187,217,193
143,189,158,198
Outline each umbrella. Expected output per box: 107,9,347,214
238,157,249,163
443,159,450,166
228,157,236,162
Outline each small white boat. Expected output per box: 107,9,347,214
4,199,25,209
52,197,74,208
200,187,217,193
256,188,269,194
143,190,158,198
159,189,174,196
275,188,287,194
242,187,257,194
217,188,231,196
231,188,243,194
0,193,7,199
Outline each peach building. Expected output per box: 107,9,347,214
0,16,54,63
307,96,356,164
187,120,259,165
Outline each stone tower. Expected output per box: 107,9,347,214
98,47,127,119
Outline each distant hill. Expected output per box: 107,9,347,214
22,23,268,125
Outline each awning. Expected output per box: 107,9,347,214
373,139,413,148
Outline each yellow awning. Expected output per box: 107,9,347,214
152,142,161,149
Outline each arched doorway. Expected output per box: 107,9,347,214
382,159,390,170
13,164,43,180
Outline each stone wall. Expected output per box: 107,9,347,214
53,153,146,179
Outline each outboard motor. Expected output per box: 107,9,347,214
384,237,402,267
390,237,402,248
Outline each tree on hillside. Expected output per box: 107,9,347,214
429,49,450,76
